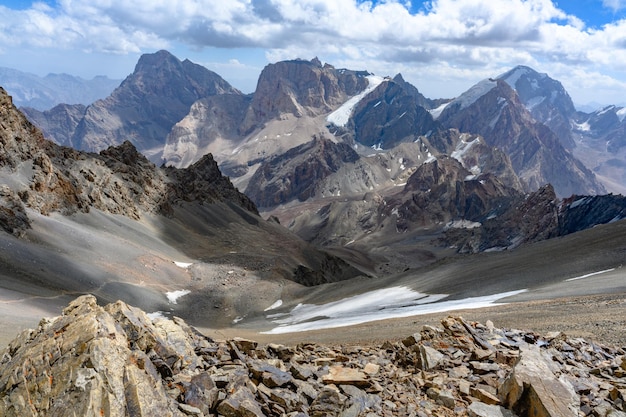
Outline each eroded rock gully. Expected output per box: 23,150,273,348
1,295,625,416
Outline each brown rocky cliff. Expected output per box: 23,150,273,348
389,157,519,230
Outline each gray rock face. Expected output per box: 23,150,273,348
346,77,440,149
245,135,359,208
572,105,626,194
21,103,86,148
162,94,252,168
2,296,625,416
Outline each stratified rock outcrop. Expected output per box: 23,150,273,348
1,295,625,416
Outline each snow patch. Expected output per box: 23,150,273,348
429,102,449,120
501,66,530,87
617,107,626,122
444,220,482,230
569,197,588,209
327,75,385,127
526,95,546,110
565,269,615,282
265,299,283,311
166,290,191,304
263,287,527,334
574,121,591,132
452,79,498,111
147,311,167,321
597,105,615,117
174,261,192,268
451,135,480,163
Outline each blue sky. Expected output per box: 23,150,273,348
1,0,626,106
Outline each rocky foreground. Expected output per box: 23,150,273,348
1,296,625,416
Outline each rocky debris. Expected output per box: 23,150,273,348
0,185,30,235
2,295,625,417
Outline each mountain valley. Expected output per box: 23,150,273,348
1,51,625,336
1,49,626,416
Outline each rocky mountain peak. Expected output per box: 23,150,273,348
133,49,181,73
165,152,259,214
239,59,369,135
342,76,440,149
498,65,577,149
0,86,259,229
25,50,241,158
438,77,605,197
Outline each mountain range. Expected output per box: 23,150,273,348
0,67,120,110
1,51,626,417
0,50,625,342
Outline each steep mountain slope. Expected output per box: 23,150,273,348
342,75,441,149
0,67,120,110
0,86,364,334
437,79,605,197
161,93,252,168
497,66,626,195
21,103,86,149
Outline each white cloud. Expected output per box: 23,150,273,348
602,0,626,12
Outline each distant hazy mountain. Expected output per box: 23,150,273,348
0,67,120,110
